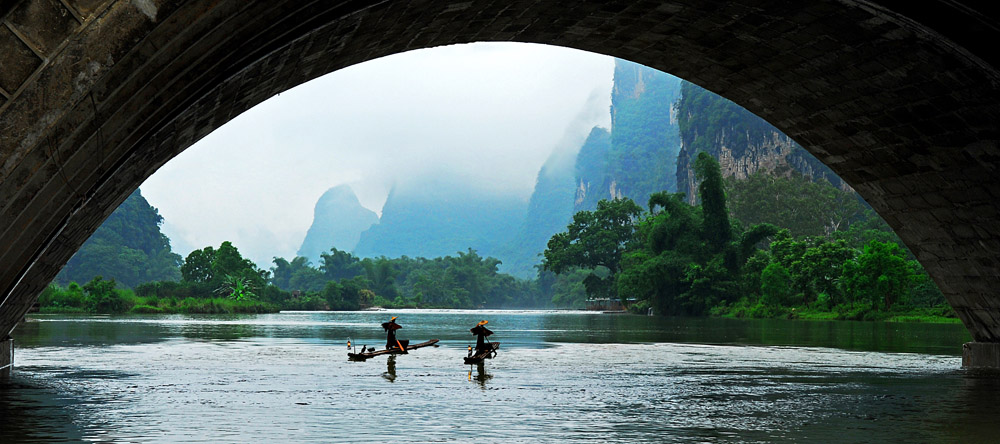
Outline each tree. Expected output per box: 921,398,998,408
361,257,399,301
181,246,215,283
215,274,256,301
726,172,867,238
83,276,128,313
543,197,642,300
320,248,363,281
841,240,912,311
181,241,268,295
694,152,731,249
57,189,182,287
614,155,777,315
760,263,792,306
271,256,325,292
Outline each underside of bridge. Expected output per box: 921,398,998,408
1,1,999,361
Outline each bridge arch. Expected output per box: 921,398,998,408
1,0,999,343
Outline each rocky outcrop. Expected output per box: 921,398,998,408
574,59,682,212
676,81,850,203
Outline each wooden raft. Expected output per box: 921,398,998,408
348,339,439,361
464,342,500,365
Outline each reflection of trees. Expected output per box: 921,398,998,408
0,378,89,442
178,317,258,340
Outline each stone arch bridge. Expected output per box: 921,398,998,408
1,0,999,366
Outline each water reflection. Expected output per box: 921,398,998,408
383,355,397,382
469,362,492,388
0,371,113,443
5,311,989,442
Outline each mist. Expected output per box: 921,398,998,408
141,42,614,266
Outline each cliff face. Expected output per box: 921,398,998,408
572,127,612,211
574,59,682,212
297,185,379,263
498,132,583,278
675,81,849,203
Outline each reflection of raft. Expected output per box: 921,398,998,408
464,342,499,365
348,339,439,361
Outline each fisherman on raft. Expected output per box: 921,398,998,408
382,316,409,352
469,320,494,357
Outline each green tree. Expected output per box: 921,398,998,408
181,247,215,283
58,189,182,287
215,274,256,301
320,248,363,281
181,241,268,293
83,276,128,313
760,263,792,306
726,172,867,238
841,240,913,311
694,152,731,250
543,197,642,300
614,155,777,315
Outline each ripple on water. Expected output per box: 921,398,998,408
1,312,985,443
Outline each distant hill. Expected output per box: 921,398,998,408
56,189,182,287
500,59,683,277
297,185,379,264
303,59,858,279
496,130,586,277
575,59,683,211
353,178,526,260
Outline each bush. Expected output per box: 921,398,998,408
748,302,788,319
131,304,165,314
629,299,652,315
38,283,87,309
86,289,132,314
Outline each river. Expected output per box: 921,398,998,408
1,310,997,442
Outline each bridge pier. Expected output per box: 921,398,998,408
962,342,1000,369
0,336,11,377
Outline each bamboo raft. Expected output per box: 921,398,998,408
464,342,500,365
348,339,439,361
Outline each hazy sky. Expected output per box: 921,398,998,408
141,42,614,267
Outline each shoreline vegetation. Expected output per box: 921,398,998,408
34,294,959,325
38,155,960,325
36,278,959,324
540,153,960,326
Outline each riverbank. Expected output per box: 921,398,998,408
707,300,961,324
38,295,278,315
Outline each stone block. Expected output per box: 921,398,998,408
963,342,1000,369
6,0,79,56
0,337,11,377
0,25,41,94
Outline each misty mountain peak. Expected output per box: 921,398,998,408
297,185,379,263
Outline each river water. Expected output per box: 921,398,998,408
1,310,997,442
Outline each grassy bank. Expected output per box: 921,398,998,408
709,298,961,324
38,282,279,315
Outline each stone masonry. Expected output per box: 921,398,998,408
1,1,999,358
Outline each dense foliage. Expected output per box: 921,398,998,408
576,61,682,212
544,152,952,322
269,248,550,309
726,171,866,238
42,240,588,314
56,189,182,287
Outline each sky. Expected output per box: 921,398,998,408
141,42,614,267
